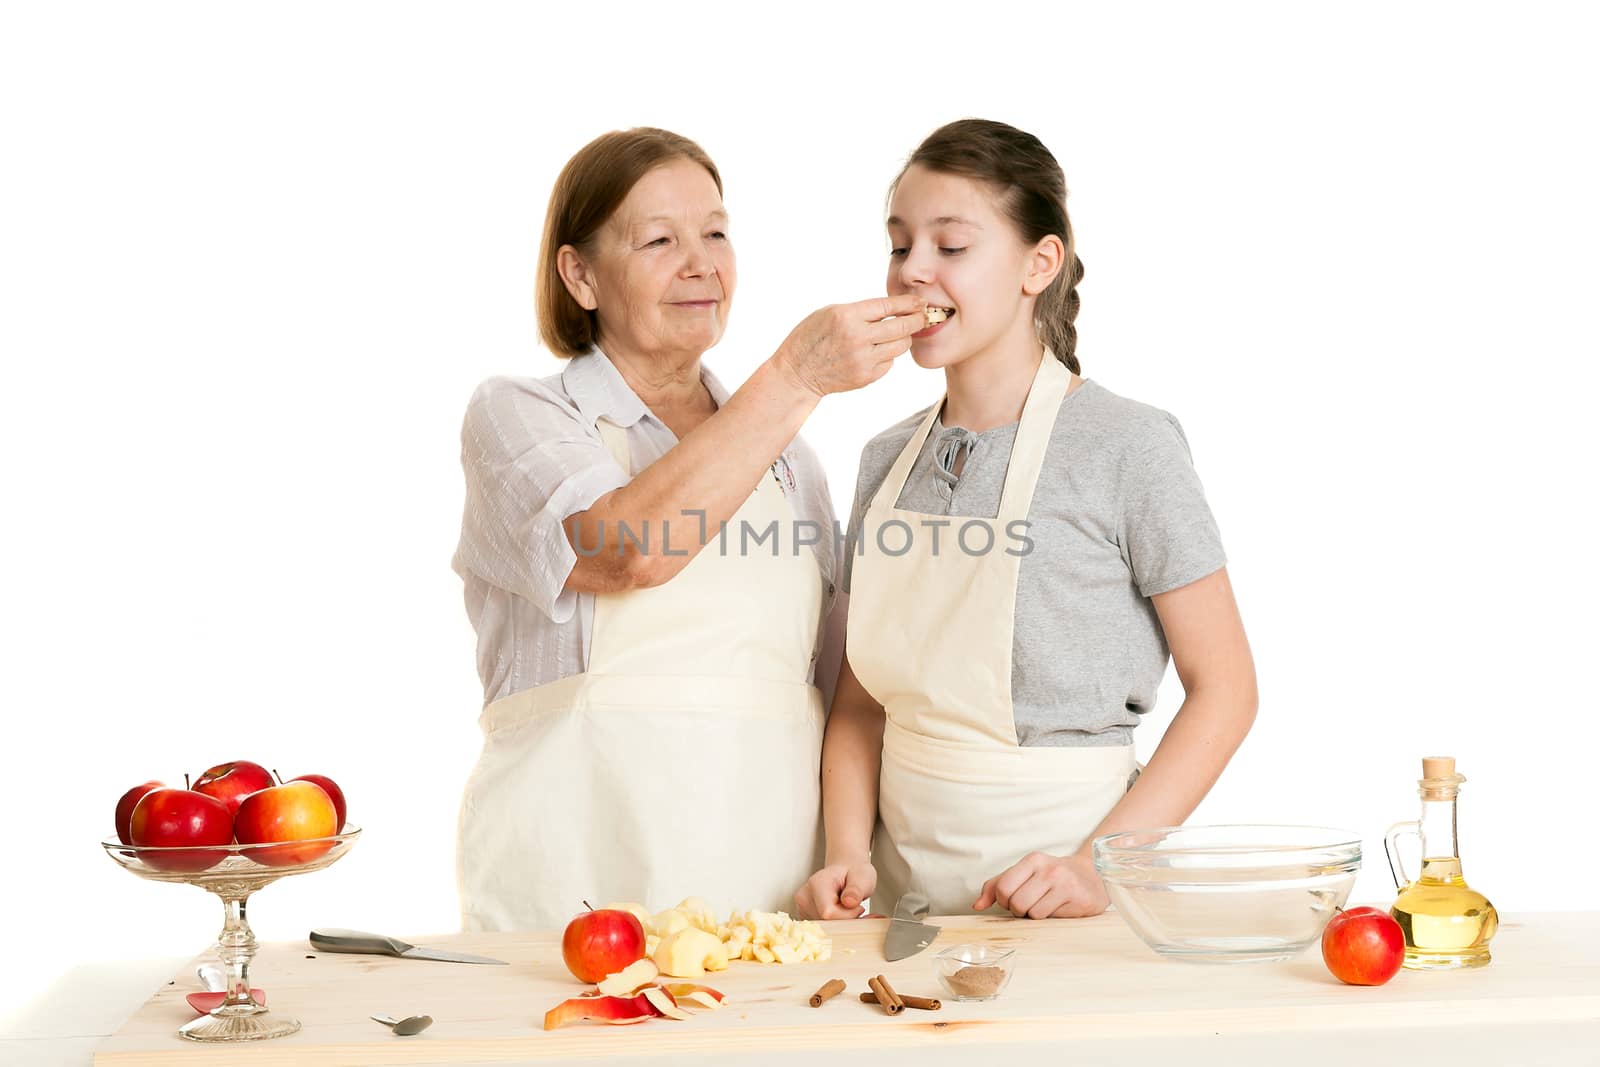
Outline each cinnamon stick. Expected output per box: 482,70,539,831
809,978,846,1007
869,974,904,1015
860,991,941,1011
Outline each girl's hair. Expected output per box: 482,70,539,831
892,119,1084,373
537,128,722,357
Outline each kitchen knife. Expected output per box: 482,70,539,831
883,892,941,961
309,928,508,965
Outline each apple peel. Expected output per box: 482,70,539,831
640,986,691,1021
662,983,726,1010
597,958,659,998
543,992,662,1031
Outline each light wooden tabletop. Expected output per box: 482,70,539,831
78,911,1600,1066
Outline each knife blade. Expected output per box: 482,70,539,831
883,892,941,961
309,928,508,965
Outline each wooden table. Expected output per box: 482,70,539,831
91,912,1600,1065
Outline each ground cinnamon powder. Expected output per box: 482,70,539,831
945,964,1005,998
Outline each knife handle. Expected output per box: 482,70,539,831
309,928,410,956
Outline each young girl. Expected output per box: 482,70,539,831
796,119,1258,921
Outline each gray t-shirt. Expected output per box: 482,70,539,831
842,378,1227,747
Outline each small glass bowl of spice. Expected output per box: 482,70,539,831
932,944,1016,1001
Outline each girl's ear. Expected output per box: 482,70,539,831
1022,234,1065,297
557,245,600,311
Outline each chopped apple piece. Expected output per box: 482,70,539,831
675,896,720,933
652,908,692,936
597,958,659,998
653,927,729,978
719,908,831,964
542,992,660,1030
645,934,660,956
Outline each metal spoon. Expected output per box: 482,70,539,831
372,1013,433,1036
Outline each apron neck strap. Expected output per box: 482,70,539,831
879,404,943,508
995,352,1070,522
595,417,633,476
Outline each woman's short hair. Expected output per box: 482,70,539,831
537,128,722,358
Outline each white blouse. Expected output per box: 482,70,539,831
452,349,841,706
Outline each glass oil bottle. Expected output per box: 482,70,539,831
1384,756,1498,969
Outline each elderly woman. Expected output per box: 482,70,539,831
453,128,924,931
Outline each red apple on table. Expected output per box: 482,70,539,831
562,905,647,984
115,780,166,846
233,780,338,866
284,772,346,832
128,788,234,871
1322,905,1405,985
192,760,275,817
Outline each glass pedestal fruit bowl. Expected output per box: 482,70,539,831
101,827,360,1042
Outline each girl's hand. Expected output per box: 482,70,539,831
973,851,1108,919
795,857,879,920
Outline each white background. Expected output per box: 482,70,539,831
3,0,1597,1027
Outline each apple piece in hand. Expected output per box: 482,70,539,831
233,780,338,866
115,780,166,846
192,761,275,818
286,772,347,832
1322,906,1405,985
543,992,661,1030
128,788,234,871
652,927,729,979
596,958,659,998
562,906,647,984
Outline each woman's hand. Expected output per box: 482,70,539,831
774,294,926,398
795,856,879,920
973,851,1108,919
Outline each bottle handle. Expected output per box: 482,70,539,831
1384,821,1420,890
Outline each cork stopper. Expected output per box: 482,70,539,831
1419,755,1466,800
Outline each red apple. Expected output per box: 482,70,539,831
128,788,234,871
233,780,338,866
562,905,647,984
1322,905,1405,985
285,773,346,832
115,780,166,845
192,760,275,818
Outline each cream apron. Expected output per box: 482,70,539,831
847,352,1138,917
458,418,825,930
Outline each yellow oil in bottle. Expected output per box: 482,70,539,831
1389,856,1498,970
1385,757,1497,970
